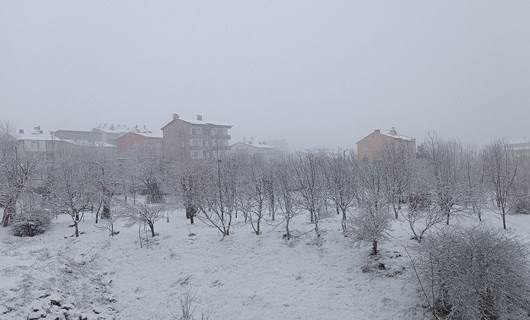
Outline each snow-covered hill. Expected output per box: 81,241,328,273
1,209,528,320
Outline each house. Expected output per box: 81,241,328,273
15,127,117,160
162,114,232,162
52,124,131,145
114,129,163,158
14,127,72,159
508,137,530,156
356,127,416,161
231,140,282,159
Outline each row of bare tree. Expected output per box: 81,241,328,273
1,122,528,246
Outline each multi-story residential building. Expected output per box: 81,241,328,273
356,127,416,161
162,114,232,162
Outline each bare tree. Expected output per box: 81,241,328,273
422,134,465,225
177,162,207,225
484,140,518,230
138,158,165,204
351,161,391,255
263,161,277,222
291,152,326,237
462,146,487,221
275,158,298,240
196,156,240,237
122,201,164,238
322,150,358,233
405,160,445,242
49,151,92,237
0,124,39,227
380,143,413,219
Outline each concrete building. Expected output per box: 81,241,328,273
14,127,70,159
15,127,117,160
508,137,530,156
114,131,163,158
53,124,132,145
162,114,232,162
356,127,416,161
231,140,282,159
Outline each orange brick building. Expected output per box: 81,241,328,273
356,128,416,161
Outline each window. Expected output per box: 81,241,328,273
190,139,203,147
191,127,202,135
211,128,217,135
191,150,204,160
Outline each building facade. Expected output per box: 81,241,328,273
15,127,117,160
162,114,232,162
508,137,530,156
356,127,416,161
114,132,163,158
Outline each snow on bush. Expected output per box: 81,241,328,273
11,209,50,237
416,226,530,320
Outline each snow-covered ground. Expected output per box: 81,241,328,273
1,209,528,320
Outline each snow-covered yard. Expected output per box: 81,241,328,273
1,209,528,320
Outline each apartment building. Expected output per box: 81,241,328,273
356,127,416,161
162,114,232,162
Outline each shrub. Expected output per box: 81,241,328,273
512,196,530,214
12,210,50,237
416,226,530,320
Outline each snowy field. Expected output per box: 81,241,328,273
1,209,529,320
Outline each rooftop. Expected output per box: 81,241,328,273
15,127,61,141
163,114,232,129
233,141,275,149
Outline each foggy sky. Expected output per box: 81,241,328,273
1,0,530,150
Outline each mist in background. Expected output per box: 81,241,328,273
1,0,529,150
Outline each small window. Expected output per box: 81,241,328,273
190,139,203,147
191,127,202,135
191,150,205,160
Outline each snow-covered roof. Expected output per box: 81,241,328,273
93,124,132,133
232,141,275,149
163,115,232,129
380,131,415,142
130,130,162,139
508,137,530,145
508,137,530,151
15,128,116,148
61,139,117,148
15,129,62,142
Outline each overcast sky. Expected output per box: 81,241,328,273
1,1,529,150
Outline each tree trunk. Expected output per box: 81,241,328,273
101,198,111,219
74,221,79,237
371,240,378,256
502,208,507,230
285,219,290,240
2,199,16,227
148,222,155,237
392,202,399,219
341,208,347,234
